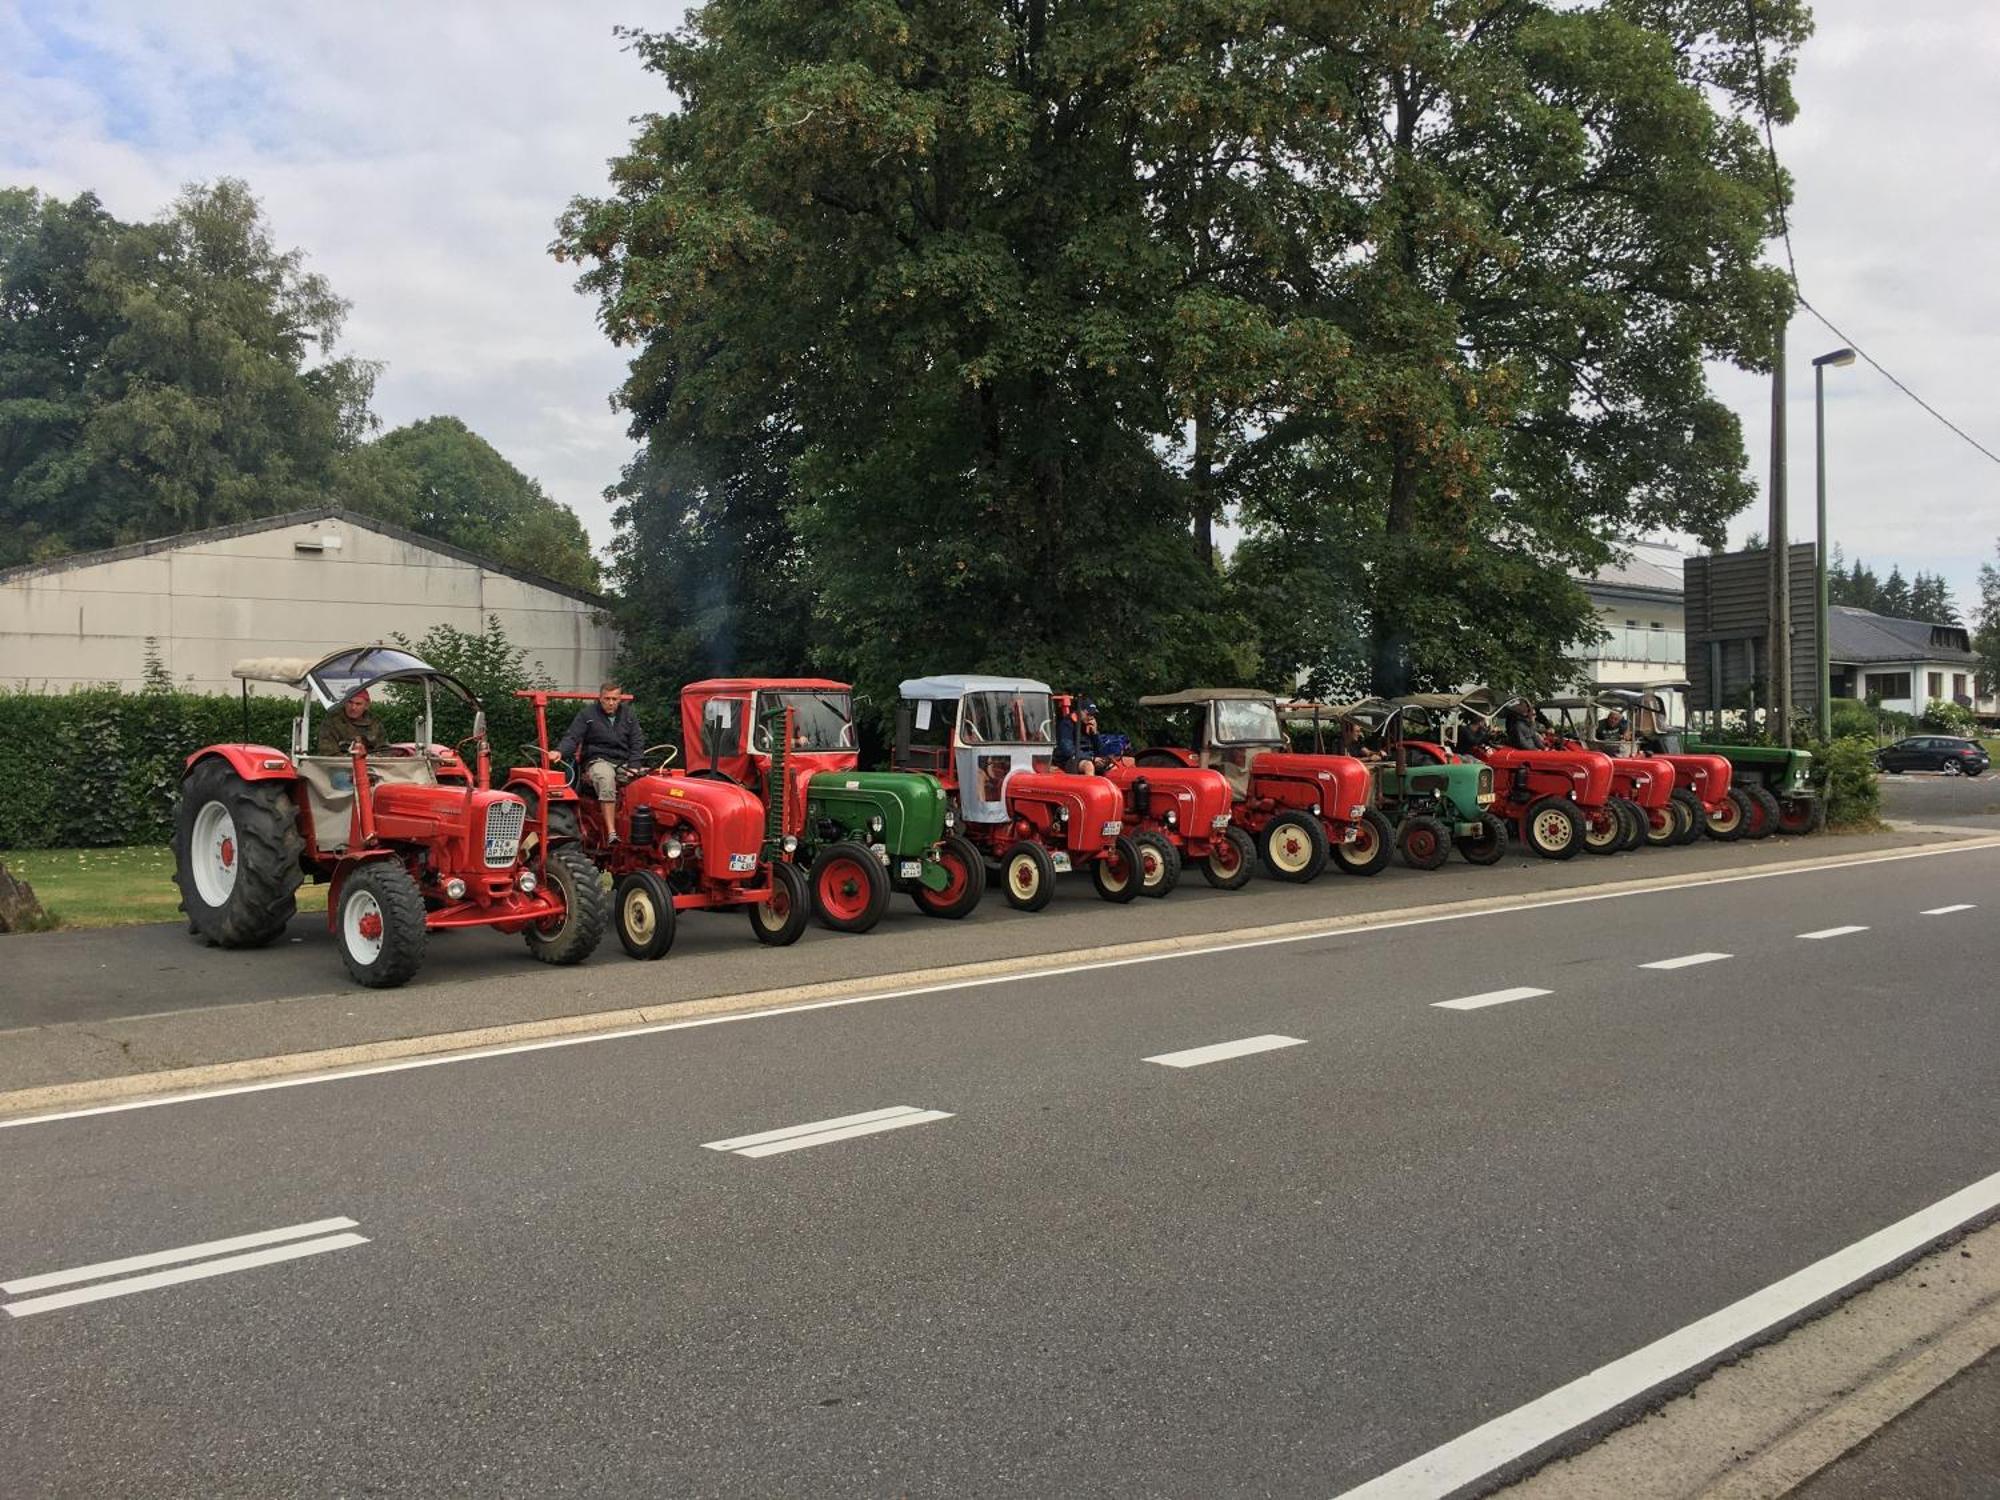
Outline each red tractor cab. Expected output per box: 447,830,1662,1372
503,690,808,960
1428,689,1617,859
892,675,1144,911
1133,689,1392,880
1050,693,1248,895
173,645,607,988
1544,696,1681,849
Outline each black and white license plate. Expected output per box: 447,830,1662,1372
898,859,923,879
729,852,757,873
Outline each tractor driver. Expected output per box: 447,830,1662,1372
1502,697,1545,751
1055,696,1105,776
558,681,645,842
317,689,387,791
1340,719,1384,763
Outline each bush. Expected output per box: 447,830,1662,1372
1919,698,1978,735
1806,735,1882,828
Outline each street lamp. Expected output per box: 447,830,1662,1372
1813,346,1857,740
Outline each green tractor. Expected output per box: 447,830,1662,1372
1629,679,1823,836
1280,698,1508,869
681,678,985,932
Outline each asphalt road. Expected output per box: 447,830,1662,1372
1876,766,2000,829
3,841,1996,1496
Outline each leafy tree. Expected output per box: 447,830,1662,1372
335,416,601,592
1973,541,2000,695
387,615,556,755
1906,569,1957,624
1878,564,1911,618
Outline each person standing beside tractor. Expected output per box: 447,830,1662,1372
558,681,644,842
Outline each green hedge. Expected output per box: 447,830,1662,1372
1807,735,1882,827
0,685,557,850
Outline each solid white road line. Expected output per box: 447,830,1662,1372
703,1106,952,1158
3,1232,368,1318
1144,1034,1307,1069
1638,952,1733,970
9,839,1997,1133
1921,903,1975,915
1433,987,1551,1012
1798,925,1869,940
0,1216,359,1296
1332,1165,2000,1500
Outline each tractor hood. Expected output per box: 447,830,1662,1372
796,767,949,855
369,783,527,872
629,772,768,882
1103,763,1233,832
1247,751,1374,818
1003,771,1125,853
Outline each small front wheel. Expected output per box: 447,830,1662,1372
336,860,427,988
810,841,891,933
1706,788,1749,840
1092,835,1145,904
1259,811,1328,882
1132,831,1180,897
614,869,676,960
912,834,985,919
1202,826,1256,889
1396,814,1451,872
1332,808,1395,876
749,860,810,946
1670,789,1706,845
1741,784,1782,839
1455,811,1509,866
1001,841,1057,912
1523,797,1582,860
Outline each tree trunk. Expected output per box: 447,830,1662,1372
1191,403,1215,568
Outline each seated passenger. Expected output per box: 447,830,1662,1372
1055,696,1105,775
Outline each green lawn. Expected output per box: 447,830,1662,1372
3,846,327,930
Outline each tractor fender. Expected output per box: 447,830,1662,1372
185,744,295,782
505,765,581,803
1003,771,1124,852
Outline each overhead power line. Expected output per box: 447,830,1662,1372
1743,0,2000,471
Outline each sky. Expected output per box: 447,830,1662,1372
3,0,1996,612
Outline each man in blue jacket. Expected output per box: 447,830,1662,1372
558,682,644,840
1054,696,1104,775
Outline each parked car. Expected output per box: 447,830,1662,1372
1874,736,1990,776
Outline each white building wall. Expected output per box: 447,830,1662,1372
0,515,619,694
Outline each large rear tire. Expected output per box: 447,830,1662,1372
1001,841,1057,912
1260,811,1328,882
173,758,304,948
1202,826,1256,890
810,841,891,933
1092,835,1145,904
1706,788,1750,840
1397,814,1451,872
1742,784,1782,840
1523,797,1582,860
526,842,609,965
335,860,427,988
614,869,677,960
1455,811,1509,866
912,834,985,919
1332,808,1396,876
1776,796,1826,835
749,861,810,946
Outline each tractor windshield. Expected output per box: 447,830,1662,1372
960,690,1054,747
1212,699,1282,746
752,691,857,753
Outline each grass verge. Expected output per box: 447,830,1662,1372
1,846,327,930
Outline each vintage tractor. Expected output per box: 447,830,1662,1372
172,645,607,988
1683,730,1820,836
1051,693,1247,894
892,675,1144,910
1132,689,1392,880
1576,687,1744,844
1281,699,1507,869
1391,691,1609,860
681,678,984,932
503,691,809,958
1541,697,1680,850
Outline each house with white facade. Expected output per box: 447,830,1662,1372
1826,605,1984,718
0,506,619,694
1573,540,1687,687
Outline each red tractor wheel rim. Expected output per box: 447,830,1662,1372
1009,854,1041,898
1140,846,1163,884
1352,822,1376,855
1406,826,1437,859
817,857,872,922
1212,837,1241,873
929,850,970,904
760,879,791,926
357,910,383,941
219,836,235,871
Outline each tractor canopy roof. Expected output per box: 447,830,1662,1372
1136,687,1274,708
899,673,1052,701
233,645,479,710
683,676,851,696
1282,696,1394,724
1391,691,1477,711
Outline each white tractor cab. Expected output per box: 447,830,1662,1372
174,643,606,987
895,674,1058,826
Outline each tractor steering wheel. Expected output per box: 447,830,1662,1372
521,745,578,789
639,742,680,769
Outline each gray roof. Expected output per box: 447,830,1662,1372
899,673,1052,700
1826,606,1978,666
1577,540,1685,601
0,504,612,607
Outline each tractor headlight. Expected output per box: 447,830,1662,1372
1057,806,1070,823
444,877,467,900
782,835,799,854
942,807,956,829
1348,803,1366,819
1309,802,1321,817
1164,808,1178,826
869,814,884,834
517,870,538,894
664,837,684,860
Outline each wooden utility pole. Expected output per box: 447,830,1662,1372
1768,318,1792,744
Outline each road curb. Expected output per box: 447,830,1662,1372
5,832,1997,1123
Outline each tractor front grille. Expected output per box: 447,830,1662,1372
483,799,527,867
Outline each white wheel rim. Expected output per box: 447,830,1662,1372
1141,847,1164,885
1534,811,1569,849
1269,825,1313,873
343,890,385,965
625,889,657,943
191,801,239,906
1010,855,1041,899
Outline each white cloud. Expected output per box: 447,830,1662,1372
5,0,1997,613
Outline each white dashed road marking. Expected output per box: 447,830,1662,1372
1921,904,1975,915
703,1105,952,1158
1638,952,1732,970
1432,987,1552,1012
1798,925,1869,940
1144,1035,1307,1069
3,1217,367,1318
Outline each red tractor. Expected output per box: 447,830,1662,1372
1050,693,1250,894
1594,686,1751,843
502,690,809,959
1393,691,1614,860
1542,697,1679,850
892,675,1144,910
172,645,607,988
1133,689,1392,881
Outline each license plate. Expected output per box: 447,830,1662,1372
898,860,923,879
728,852,757,873
1051,852,1073,873
485,836,517,862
